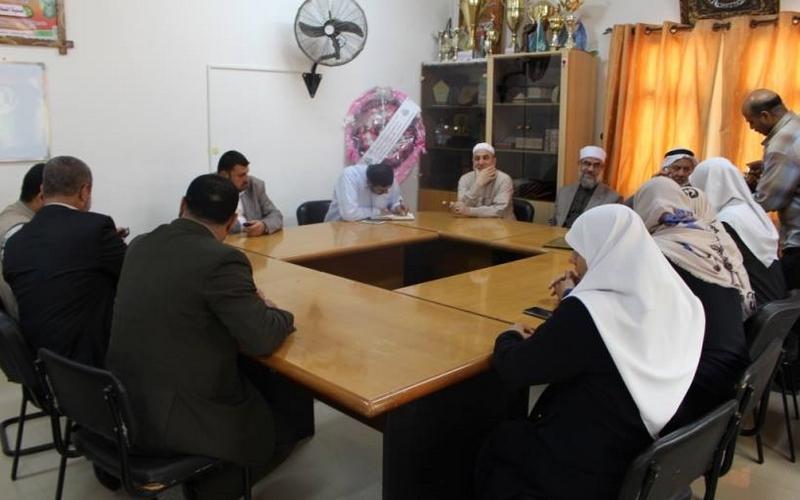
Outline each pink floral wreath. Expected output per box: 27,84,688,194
344,87,426,184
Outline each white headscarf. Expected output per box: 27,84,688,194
690,157,779,268
633,177,757,318
565,204,704,437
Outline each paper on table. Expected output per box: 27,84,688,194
543,236,571,250
369,212,416,221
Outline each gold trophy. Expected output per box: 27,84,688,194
528,0,554,52
559,0,583,49
505,0,523,53
460,0,482,54
483,19,498,57
547,10,565,50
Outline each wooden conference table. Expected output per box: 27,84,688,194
225,213,570,499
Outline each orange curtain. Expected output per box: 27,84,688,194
603,20,722,197
721,12,800,168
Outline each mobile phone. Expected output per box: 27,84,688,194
523,306,553,320
242,221,255,227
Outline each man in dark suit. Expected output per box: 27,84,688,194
106,174,306,500
2,156,127,367
217,150,283,236
550,146,622,228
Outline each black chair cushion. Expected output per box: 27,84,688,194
74,429,222,492
296,200,331,226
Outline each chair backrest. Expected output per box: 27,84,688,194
38,349,138,448
746,289,800,359
296,200,331,226
512,198,535,223
0,311,49,407
738,337,783,418
617,399,738,500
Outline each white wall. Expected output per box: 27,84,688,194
0,0,453,234
3,0,799,233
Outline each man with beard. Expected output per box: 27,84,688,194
451,142,515,219
551,146,622,228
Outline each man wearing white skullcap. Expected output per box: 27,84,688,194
451,142,515,219
550,146,622,228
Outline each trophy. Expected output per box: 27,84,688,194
460,0,482,54
548,10,565,50
482,18,498,57
559,0,583,49
528,1,554,53
505,0,523,53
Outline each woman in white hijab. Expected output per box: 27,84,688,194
633,176,750,433
476,204,704,500
689,157,786,305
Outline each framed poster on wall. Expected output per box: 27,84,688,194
0,62,49,162
0,0,73,54
680,0,780,24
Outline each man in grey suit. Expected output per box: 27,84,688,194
550,146,622,228
107,174,309,500
217,150,283,236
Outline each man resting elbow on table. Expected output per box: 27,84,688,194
324,161,408,221
451,142,515,220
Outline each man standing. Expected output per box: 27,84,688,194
3,156,126,366
452,142,515,219
217,150,283,237
324,161,407,221
551,146,622,228
742,89,800,287
107,174,305,500
0,163,44,318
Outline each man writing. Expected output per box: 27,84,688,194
324,161,407,221
452,142,515,219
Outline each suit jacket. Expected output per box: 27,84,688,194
106,218,294,466
550,183,622,227
0,200,35,319
2,204,126,366
234,176,283,234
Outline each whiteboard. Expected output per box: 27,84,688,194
207,65,345,226
0,62,49,162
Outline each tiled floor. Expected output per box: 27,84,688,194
0,378,797,499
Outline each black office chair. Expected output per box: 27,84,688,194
0,311,56,479
743,291,800,463
617,399,739,500
38,349,252,500
512,198,535,223
719,338,787,471
296,200,331,225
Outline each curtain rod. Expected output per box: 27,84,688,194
602,15,800,35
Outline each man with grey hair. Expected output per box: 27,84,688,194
742,89,800,288
551,146,622,228
3,156,127,367
451,142,515,219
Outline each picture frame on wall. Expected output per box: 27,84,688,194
0,0,73,54
680,0,780,25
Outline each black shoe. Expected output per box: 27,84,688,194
93,464,121,491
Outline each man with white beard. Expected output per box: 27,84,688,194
550,146,622,228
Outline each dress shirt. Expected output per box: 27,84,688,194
324,164,404,221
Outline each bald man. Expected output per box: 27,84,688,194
742,89,800,287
